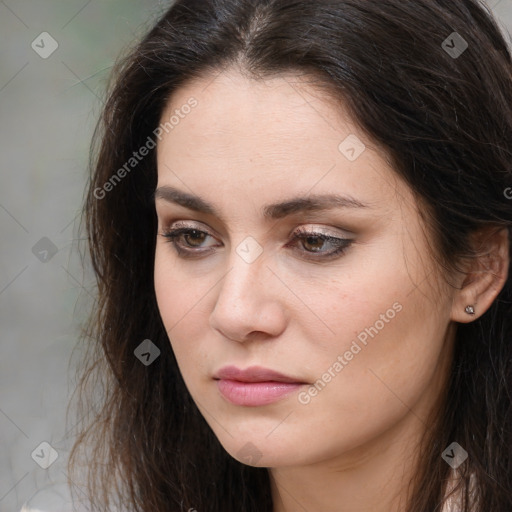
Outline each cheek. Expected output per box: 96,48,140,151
293,256,451,418
153,249,213,373
279,305,449,468
154,247,208,324
305,280,450,420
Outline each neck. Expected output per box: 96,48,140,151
269,409,427,512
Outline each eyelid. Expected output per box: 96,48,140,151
159,219,352,239
163,220,354,239
166,220,214,233
292,224,353,239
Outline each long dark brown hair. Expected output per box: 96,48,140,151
68,1,512,510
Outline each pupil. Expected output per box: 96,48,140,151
305,236,323,251
186,230,205,246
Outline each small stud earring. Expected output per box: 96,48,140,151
465,305,475,315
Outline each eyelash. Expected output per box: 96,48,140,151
159,223,353,261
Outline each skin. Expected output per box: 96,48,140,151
153,69,509,512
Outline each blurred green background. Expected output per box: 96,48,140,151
0,0,511,511
0,2,165,510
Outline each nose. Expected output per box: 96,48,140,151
209,250,287,343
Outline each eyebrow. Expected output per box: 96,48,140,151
153,185,370,221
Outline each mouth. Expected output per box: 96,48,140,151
213,365,308,407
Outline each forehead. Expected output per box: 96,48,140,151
159,69,353,148
155,69,406,219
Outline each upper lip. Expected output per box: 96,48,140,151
214,365,306,383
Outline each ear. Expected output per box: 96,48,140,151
451,226,510,323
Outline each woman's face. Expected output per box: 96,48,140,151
154,69,457,468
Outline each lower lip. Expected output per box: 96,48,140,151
216,379,304,406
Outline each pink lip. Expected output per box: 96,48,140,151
214,365,306,406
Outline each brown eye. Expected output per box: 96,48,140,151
160,227,219,257
301,235,327,252
182,229,208,247
288,228,353,260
